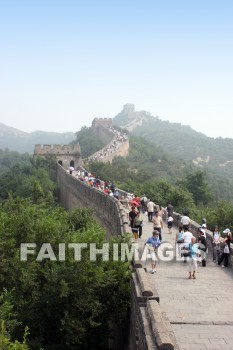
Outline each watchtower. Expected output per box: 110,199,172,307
91,117,112,130
34,143,83,169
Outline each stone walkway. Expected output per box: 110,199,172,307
137,213,233,350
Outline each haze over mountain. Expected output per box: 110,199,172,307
113,104,233,175
1,104,233,176
0,122,75,153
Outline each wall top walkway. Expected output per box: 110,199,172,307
58,119,233,349
136,213,233,350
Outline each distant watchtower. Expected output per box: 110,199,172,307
34,143,83,169
91,118,113,144
91,118,112,131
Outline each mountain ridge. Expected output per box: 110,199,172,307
0,121,75,153
113,104,233,167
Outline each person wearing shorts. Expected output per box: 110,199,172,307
144,230,161,273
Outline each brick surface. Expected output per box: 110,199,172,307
137,214,233,350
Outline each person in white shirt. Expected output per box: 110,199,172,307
212,225,220,262
147,199,155,222
152,211,163,240
182,227,193,263
181,212,190,231
201,224,207,238
182,227,193,244
167,215,173,234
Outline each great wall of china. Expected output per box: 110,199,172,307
35,118,233,350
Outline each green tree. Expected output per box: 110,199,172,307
0,322,29,350
0,199,130,350
72,127,105,158
180,170,213,206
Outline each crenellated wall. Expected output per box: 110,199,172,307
92,117,112,130
34,143,81,154
34,143,83,169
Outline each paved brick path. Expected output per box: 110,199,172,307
137,213,233,350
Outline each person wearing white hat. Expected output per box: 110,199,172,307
218,228,231,267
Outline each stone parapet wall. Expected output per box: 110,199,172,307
57,164,177,349
92,123,114,145
56,118,178,349
57,165,129,238
100,139,129,164
129,268,177,350
88,119,129,163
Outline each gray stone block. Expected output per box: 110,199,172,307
136,268,154,297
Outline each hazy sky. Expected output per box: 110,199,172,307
0,1,232,138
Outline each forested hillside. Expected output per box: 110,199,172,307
1,118,233,347
113,104,233,193
76,125,233,232
81,125,233,202
72,126,105,157
0,151,130,349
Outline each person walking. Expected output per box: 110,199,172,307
158,206,164,218
181,212,190,231
198,228,207,267
147,199,155,222
140,195,147,213
129,206,138,239
218,228,231,267
212,225,221,263
187,237,199,279
201,223,207,238
167,215,173,234
152,211,163,241
176,226,184,257
182,227,193,263
133,211,143,239
166,203,173,216
144,230,161,274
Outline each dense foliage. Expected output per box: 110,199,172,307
1,115,233,348
0,154,57,202
0,150,31,176
0,151,130,349
85,132,233,232
113,105,233,201
87,134,214,217
72,126,105,158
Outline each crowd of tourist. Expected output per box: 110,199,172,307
87,126,128,162
141,204,232,276
66,124,232,278
72,167,232,276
